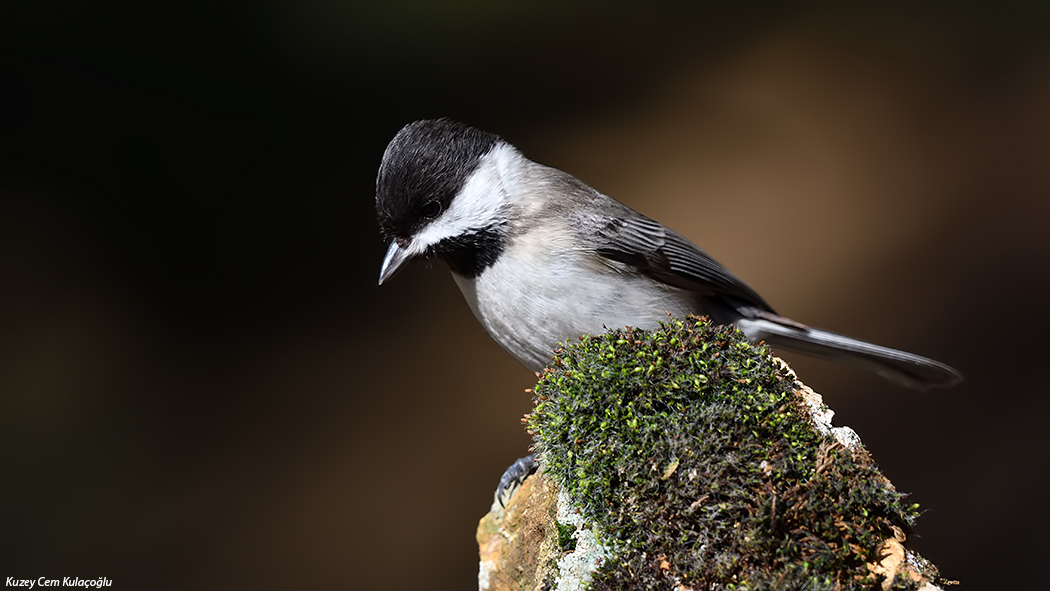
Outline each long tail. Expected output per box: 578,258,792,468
735,315,962,389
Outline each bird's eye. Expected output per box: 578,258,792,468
420,201,441,220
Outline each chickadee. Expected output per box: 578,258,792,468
375,119,961,389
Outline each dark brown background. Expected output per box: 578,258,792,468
2,2,1048,589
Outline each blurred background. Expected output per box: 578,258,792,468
2,1,1048,588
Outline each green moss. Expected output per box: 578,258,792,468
889,574,924,591
527,317,923,590
557,521,579,552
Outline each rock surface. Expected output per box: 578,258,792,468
476,323,944,591
479,370,944,589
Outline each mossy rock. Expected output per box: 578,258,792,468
525,316,944,590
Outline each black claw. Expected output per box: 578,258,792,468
495,454,539,508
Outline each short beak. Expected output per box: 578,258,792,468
378,240,412,285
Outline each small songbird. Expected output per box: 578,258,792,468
375,119,961,389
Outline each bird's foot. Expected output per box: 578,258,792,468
495,454,538,508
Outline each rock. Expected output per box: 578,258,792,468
478,317,951,590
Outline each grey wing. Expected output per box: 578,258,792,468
594,214,776,313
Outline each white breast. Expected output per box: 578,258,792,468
451,220,696,372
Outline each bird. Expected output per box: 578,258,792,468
375,118,962,389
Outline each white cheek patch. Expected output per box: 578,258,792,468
409,143,520,255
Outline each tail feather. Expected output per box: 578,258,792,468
735,317,962,390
